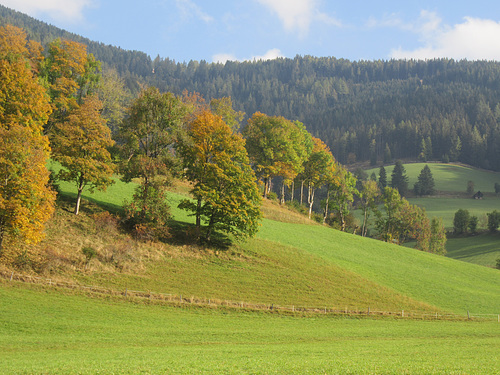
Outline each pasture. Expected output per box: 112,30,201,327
1,281,498,375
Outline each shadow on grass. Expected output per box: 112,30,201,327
166,220,232,250
57,191,125,215
57,192,233,250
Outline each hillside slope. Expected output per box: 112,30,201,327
19,174,498,316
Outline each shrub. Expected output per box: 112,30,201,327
468,216,479,234
453,209,470,234
487,210,500,233
82,246,97,263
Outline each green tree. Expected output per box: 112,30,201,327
210,97,244,131
120,87,187,200
466,180,474,195
301,137,336,219
390,160,408,196
429,217,447,255
414,165,435,196
378,166,387,189
453,209,470,234
178,110,262,242
51,95,115,215
487,210,500,232
329,166,358,232
243,112,310,199
359,179,380,237
468,215,479,234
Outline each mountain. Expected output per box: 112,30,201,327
2,4,500,171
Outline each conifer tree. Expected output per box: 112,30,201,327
390,160,408,196
414,165,435,196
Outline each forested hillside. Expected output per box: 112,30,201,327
2,5,500,170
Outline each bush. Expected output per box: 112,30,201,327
468,215,479,234
487,210,500,233
123,183,171,241
82,246,97,263
453,209,470,234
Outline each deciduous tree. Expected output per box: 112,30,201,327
178,110,262,242
51,95,115,215
0,25,55,255
359,180,380,237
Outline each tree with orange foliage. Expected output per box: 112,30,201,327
177,110,262,242
43,38,101,133
51,95,115,215
0,25,55,255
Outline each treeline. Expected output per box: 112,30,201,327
2,4,500,170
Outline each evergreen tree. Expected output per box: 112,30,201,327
414,165,435,196
378,166,387,189
390,160,408,196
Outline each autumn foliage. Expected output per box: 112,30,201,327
0,25,55,260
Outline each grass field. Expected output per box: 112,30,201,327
446,233,500,267
2,163,500,374
1,281,499,375
366,162,500,193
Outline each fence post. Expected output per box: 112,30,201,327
368,307,370,315
124,288,127,297
10,271,13,281
402,310,404,318
467,311,470,320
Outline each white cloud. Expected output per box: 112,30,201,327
212,53,237,64
174,0,213,24
212,48,283,64
249,48,283,61
383,12,500,61
1,0,94,23
255,0,341,37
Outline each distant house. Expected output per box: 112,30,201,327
473,191,484,199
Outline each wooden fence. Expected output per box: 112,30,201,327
1,269,498,322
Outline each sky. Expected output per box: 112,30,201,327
2,0,500,63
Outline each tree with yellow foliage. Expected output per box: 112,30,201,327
178,110,262,242
51,95,115,215
0,25,55,255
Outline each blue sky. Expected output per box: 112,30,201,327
2,0,500,63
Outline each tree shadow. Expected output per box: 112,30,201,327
166,220,232,250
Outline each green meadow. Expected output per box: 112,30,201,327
1,281,499,375
367,162,500,193
2,162,498,374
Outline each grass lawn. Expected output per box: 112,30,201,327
1,281,499,375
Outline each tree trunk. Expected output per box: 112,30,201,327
0,223,4,252
290,180,295,202
195,197,202,239
300,180,305,205
323,189,330,224
308,183,315,219
205,213,216,242
280,182,285,205
74,178,85,215
362,208,368,236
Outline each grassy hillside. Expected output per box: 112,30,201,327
446,233,500,267
367,162,500,194
1,281,499,375
26,171,499,315
2,167,500,374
